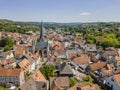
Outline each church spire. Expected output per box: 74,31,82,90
40,20,44,42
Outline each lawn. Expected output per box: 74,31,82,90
0,86,8,90
79,75,94,87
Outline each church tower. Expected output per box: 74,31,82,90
36,20,48,58
40,21,44,42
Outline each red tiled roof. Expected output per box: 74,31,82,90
90,62,107,71
73,56,90,64
113,74,120,87
0,68,21,76
0,59,15,65
80,84,100,90
67,86,77,90
33,52,40,61
15,44,26,55
30,70,46,81
115,56,120,61
19,58,31,72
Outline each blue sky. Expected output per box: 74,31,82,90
0,0,120,22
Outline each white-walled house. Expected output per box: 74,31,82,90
114,56,120,69
19,58,31,72
105,74,120,90
0,51,14,60
33,52,40,67
71,56,90,69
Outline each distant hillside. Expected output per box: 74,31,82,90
0,19,39,33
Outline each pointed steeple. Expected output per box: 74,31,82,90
40,20,44,42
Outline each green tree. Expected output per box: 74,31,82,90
4,45,10,51
2,36,14,51
69,77,77,87
40,64,56,80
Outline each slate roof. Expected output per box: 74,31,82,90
60,62,73,75
101,51,117,60
35,81,48,90
20,78,37,90
36,42,48,50
50,77,69,90
20,78,48,90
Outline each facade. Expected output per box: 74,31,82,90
0,68,24,86
105,74,120,90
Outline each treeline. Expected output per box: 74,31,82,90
0,19,39,33
63,23,120,48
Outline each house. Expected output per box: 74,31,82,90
0,68,24,86
53,42,67,59
35,80,49,90
113,56,120,69
105,74,120,90
30,70,46,81
20,70,49,90
46,58,62,70
72,56,90,66
80,84,100,90
0,58,16,68
59,62,73,77
67,86,79,90
117,49,120,56
71,55,90,71
30,70,49,90
95,63,114,79
87,62,107,72
0,51,14,60
56,49,67,59
24,53,35,72
50,77,70,90
33,52,40,67
14,44,26,58
101,51,117,63
14,37,21,45
66,49,83,59
20,78,37,90
84,44,97,53
18,58,31,72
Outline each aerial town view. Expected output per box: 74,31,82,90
0,0,120,90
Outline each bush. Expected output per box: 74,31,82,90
69,77,77,87
4,45,10,51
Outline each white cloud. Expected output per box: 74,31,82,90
80,12,91,16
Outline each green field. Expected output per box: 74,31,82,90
0,86,8,90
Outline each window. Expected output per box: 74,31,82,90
111,78,114,82
42,83,46,88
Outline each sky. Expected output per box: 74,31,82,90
0,0,120,22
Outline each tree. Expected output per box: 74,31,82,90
4,45,10,51
40,64,56,80
1,36,14,51
69,77,77,87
